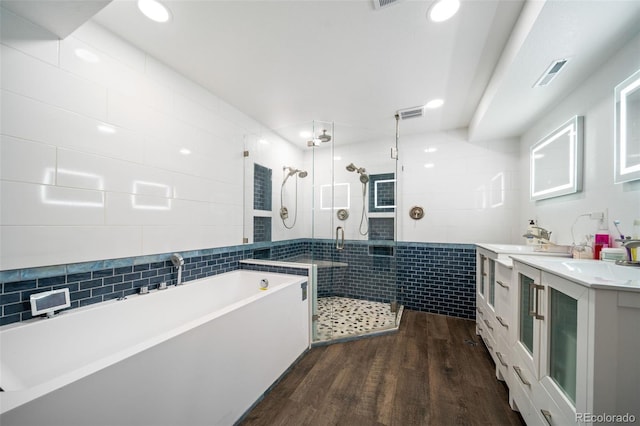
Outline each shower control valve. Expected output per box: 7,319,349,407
410,206,425,220
337,209,349,220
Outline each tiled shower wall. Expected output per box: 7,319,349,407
1,240,475,325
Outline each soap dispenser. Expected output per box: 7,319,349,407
526,219,537,245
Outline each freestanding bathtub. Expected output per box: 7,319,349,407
0,270,309,426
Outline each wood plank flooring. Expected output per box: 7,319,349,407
239,310,524,426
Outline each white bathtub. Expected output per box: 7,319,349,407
0,270,309,426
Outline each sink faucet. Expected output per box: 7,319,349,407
523,226,552,244
170,253,185,284
616,239,640,266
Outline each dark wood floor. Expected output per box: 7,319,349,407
239,310,524,426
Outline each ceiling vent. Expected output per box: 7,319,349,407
534,59,570,88
397,105,425,120
373,0,403,10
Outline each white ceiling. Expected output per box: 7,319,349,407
6,0,640,145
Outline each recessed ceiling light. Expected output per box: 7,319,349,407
428,0,460,22
138,0,171,23
425,99,444,109
179,148,191,155
424,163,435,169
299,131,312,138
424,147,438,153
258,139,268,144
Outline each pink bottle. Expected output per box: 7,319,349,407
594,232,610,260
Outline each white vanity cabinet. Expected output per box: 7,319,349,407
510,257,640,426
475,244,568,384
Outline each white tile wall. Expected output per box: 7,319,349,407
0,12,252,270
518,32,640,247
396,131,520,244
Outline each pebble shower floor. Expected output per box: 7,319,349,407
315,296,403,341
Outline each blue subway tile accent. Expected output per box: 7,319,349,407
253,163,273,211
1,239,476,325
66,272,92,283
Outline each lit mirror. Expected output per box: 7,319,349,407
614,68,640,183
530,116,583,201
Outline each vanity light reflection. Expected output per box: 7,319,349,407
615,68,640,183
530,115,583,201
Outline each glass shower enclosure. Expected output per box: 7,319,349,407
306,120,401,343
244,120,402,343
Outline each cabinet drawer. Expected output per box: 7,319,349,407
495,335,511,383
509,367,543,426
533,382,571,426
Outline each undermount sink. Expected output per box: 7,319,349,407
513,256,640,289
556,260,640,281
477,243,572,256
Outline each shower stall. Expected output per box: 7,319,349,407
244,120,401,343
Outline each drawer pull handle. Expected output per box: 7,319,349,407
513,366,530,386
483,319,493,331
496,280,509,289
540,409,552,426
496,316,509,329
477,307,484,315
496,351,508,367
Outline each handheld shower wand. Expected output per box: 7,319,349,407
280,166,307,229
346,163,369,235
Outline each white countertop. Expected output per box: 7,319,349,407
510,255,640,292
476,243,572,256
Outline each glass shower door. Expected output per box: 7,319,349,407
310,121,400,343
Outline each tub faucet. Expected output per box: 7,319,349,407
170,253,185,284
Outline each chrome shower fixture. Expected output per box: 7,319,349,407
280,165,307,229
318,129,331,143
282,166,308,184
346,162,369,235
345,163,369,182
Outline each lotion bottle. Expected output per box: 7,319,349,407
594,221,610,260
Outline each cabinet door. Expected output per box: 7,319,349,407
477,253,487,301
512,261,543,380
488,258,496,309
538,272,589,422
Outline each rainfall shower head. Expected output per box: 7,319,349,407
346,163,357,172
318,129,331,143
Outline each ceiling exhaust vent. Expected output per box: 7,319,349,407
534,58,570,88
373,0,403,10
397,105,425,120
